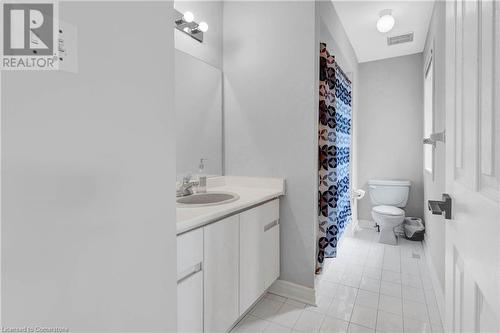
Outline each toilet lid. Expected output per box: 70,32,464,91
373,205,405,216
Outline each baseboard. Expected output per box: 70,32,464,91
422,239,445,324
268,279,316,306
357,219,375,229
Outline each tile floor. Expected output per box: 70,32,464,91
231,225,443,333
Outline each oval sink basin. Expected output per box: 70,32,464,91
176,192,240,207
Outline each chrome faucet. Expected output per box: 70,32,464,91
176,174,199,197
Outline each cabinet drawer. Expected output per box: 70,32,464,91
177,228,203,280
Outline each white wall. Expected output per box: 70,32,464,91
316,1,358,75
223,1,318,289
223,1,359,290
357,54,424,221
1,3,177,331
319,21,353,78
174,1,222,69
422,0,446,294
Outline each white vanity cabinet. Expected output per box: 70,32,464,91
204,215,240,333
177,228,204,333
239,199,280,313
176,198,280,333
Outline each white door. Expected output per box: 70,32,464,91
444,1,500,331
204,215,240,333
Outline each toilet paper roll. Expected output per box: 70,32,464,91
351,189,366,200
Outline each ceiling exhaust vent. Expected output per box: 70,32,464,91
387,32,414,46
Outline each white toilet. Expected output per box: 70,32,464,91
368,180,411,245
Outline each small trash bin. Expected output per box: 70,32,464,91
404,217,425,241
394,223,405,238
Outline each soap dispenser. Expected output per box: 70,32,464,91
196,158,207,193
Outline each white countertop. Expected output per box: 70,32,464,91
176,176,285,235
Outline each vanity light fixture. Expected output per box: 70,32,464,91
198,22,209,33
376,9,395,33
174,9,208,43
175,11,194,25
183,11,194,23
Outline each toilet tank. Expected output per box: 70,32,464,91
368,180,411,207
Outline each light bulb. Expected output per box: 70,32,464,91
198,21,208,32
183,11,194,23
376,14,395,33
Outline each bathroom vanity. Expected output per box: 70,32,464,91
175,45,285,333
176,176,285,333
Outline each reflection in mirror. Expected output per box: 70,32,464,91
175,50,222,179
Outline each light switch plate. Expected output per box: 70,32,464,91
58,19,78,73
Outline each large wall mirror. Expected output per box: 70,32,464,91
175,50,222,178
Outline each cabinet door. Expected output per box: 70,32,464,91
177,270,203,333
204,215,239,333
255,200,280,289
240,199,280,314
263,222,280,289
239,208,264,314
177,229,203,333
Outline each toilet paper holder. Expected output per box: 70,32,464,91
428,193,452,220
351,189,366,200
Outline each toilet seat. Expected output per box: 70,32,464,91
372,205,404,216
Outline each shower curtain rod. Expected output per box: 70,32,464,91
335,62,352,84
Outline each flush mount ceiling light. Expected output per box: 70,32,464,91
376,9,395,33
174,10,208,42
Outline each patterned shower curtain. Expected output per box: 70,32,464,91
316,43,352,274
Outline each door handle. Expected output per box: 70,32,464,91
423,131,446,147
428,193,452,220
